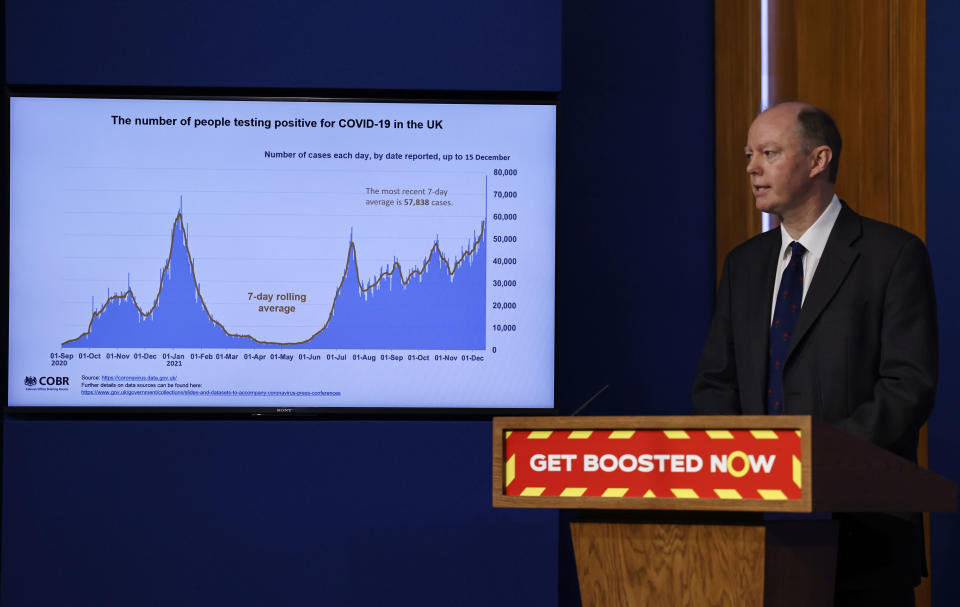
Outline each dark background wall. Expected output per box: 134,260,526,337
554,4,714,604
926,1,960,604
2,1,717,606
4,0,562,91
556,4,715,418
2,421,556,606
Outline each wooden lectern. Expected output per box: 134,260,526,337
491,416,956,607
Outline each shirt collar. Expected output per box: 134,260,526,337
777,194,841,260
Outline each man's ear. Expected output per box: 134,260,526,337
809,145,832,179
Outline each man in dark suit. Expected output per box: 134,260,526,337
693,101,938,606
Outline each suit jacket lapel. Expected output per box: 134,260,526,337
786,203,861,362
747,230,781,412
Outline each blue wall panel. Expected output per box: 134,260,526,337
5,0,561,91
2,420,557,606
926,1,960,604
555,2,715,417
554,3,714,604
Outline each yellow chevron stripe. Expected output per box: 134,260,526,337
758,489,788,500
706,430,734,439
560,487,587,497
671,488,699,498
505,455,516,487
750,430,779,439
609,430,635,439
520,487,546,496
505,431,512,439
664,430,690,439
796,430,802,438
714,489,743,499
793,455,802,489
602,488,629,498
528,431,552,439
568,430,593,439
643,489,656,498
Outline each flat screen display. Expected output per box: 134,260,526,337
8,95,555,410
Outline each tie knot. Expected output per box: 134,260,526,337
789,241,807,258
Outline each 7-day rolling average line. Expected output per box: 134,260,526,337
62,210,485,347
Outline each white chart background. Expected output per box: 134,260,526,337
9,97,555,408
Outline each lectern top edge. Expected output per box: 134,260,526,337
494,415,812,431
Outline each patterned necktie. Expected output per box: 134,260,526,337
767,241,806,414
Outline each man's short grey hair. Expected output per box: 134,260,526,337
796,106,842,183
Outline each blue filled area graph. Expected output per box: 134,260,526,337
62,210,486,350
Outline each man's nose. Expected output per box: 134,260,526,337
746,156,760,175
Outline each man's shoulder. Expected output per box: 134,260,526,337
838,204,926,262
856,211,922,246
724,227,779,267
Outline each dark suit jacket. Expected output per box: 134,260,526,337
692,202,938,588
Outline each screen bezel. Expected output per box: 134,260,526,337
4,86,559,419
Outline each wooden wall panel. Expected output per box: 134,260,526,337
773,0,882,220
769,0,925,239
714,0,762,279
716,0,928,602
891,0,926,239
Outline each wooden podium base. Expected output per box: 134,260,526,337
571,515,838,607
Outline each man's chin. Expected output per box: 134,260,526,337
754,198,779,215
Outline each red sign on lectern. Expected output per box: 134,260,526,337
503,428,802,501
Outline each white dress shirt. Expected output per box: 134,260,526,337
770,195,842,323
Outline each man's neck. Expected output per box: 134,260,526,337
780,190,835,240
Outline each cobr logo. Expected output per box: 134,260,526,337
40,376,70,386
24,376,37,386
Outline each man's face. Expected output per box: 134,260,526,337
745,106,815,217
